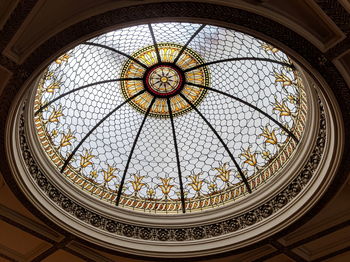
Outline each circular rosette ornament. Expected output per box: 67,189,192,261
120,43,210,118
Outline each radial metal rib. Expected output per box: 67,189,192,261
83,42,148,69
148,24,161,63
173,24,206,64
115,97,156,206
179,93,252,193
184,57,294,72
186,82,298,143
167,98,186,213
35,78,143,115
60,90,146,173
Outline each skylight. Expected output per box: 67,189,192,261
33,22,307,213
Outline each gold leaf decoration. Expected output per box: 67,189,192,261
241,147,257,166
261,43,279,53
213,162,232,183
59,130,76,148
130,174,145,192
159,177,173,195
288,95,298,104
45,71,55,80
55,53,71,64
261,150,271,161
274,72,293,87
102,165,119,183
79,149,95,168
147,188,155,198
48,106,63,123
51,129,58,138
273,100,291,117
46,82,61,93
208,183,217,192
90,170,98,179
188,173,204,193
260,126,278,145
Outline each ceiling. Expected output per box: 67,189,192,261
0,0,350,261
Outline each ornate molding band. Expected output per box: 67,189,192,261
18,100,326,241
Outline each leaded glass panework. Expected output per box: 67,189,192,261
120,43,209,118
33,22,307,213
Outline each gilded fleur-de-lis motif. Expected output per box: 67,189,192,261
59,130,76,148
90,170,98,179
159,177,173,196
130,174,145,193
102,165,119,185
147,188,156,198
176,191,188,199
44,71,55,80
260,126,278,145
79,149,95,169
36,84,44,97
55,53,71,64
287,95,298,104
51,129,58,138
241,147,257,166
213,162,232,183
261,150,271,161
261,43,279,53
274,72,293,87
188,173,204,194
46,82,61,93
208,183,217,192
48,105,63,123
273,100,291,117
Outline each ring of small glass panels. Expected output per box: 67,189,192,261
33,22,307,214
120,43,209,118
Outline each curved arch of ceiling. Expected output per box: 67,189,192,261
3,3,346,259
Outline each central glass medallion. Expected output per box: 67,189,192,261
120,43,210,118
145,64,183,96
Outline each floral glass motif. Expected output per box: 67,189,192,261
33,22,307,213
120,43,209,118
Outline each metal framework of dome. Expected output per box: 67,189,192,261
33,22,307,213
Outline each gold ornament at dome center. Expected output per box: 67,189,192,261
120,43,210,118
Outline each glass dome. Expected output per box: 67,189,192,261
33,22,307,213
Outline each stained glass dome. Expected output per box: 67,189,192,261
33,22,307,214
